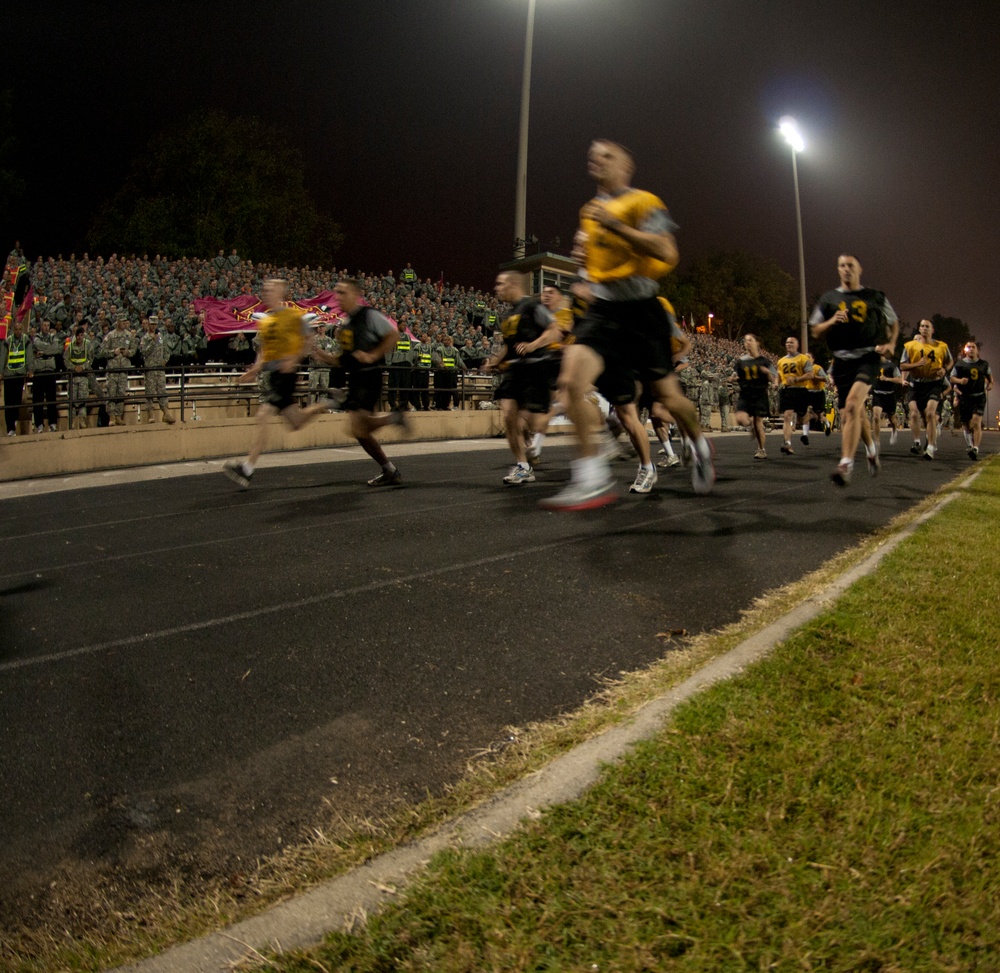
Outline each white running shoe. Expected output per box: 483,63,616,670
691,440,716,495
629,466,658,494
503,464,535,485
831,461,852,486
538,479,618,512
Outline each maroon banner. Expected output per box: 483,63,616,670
193,291,402,339
193,290,345,338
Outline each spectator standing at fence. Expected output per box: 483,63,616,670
697,367,716,430
162,319,183,367
385,322,414,411
186,315,209,365
228,330,251,369
1,319,34,436
433,332,466,410
410,331,434,410
31,317,62,432
139,317,176,424
717,374,733,431
459,337,482,371
64,326,95,429
307,322,337,403
100,315,137,426
477,335,493,370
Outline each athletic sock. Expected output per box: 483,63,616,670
383,462,397,474
575,454,611,487
532,432,545,450
802,423,810,435
243,461,255,475
865,442,878,458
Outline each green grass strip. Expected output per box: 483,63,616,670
264,461,1000,973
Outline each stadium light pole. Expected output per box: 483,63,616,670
514,0,536,258
779,116,808,353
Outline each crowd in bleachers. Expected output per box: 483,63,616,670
21,251,508,353
2,247,777,432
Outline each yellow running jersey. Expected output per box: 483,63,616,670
580,189,675,284
777,353,810,386
902,338,951,380
257,307,307,363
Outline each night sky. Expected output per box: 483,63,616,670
8,1,999,354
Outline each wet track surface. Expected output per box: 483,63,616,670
0,430,984,924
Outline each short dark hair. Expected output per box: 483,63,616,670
594,138,635,163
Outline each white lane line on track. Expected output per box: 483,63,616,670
0,471,809,585
0,485,799,675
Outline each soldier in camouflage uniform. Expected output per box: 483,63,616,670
718,374,733,431
251,332,271,403
161,320,183,367
31,317,63,432
100,316,137,425
183,315,209,366
308,323,338,403
410,332,434,410
229,331,251,369
385,324,415,411
698,368,716,430
63,326,97,429
1,319,34,436
139,317,176,423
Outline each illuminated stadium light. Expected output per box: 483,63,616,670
778,116,808,350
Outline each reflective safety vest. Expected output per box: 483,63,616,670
441,350,457,368
68,340,91,366
397,336,411,352
402,269,416,282
5,339,26,369
418,350,432,367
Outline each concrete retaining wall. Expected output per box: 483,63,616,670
0,410,506,482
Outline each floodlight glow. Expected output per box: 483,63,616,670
779,116,805,153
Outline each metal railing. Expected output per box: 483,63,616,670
1,364,501,427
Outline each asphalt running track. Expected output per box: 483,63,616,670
0,429,988,927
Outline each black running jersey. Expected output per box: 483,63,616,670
499,297,553,363
951,357,991,396
810,287,891,353
733,354,773,390
873,358,901,394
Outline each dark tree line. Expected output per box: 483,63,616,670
87,110,343,266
